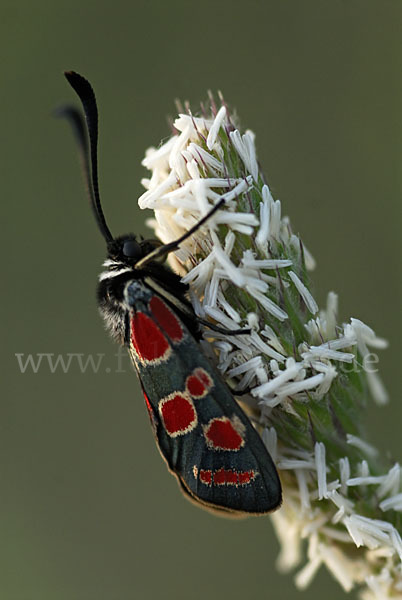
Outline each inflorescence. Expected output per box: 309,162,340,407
138,95,401,599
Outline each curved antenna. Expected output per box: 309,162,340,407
55,105,94,214
64,71,114,244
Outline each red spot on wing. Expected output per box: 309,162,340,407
214,468,238,486
159,393,197,437
199,469,212,486
149,296,183,342
131,312,169,362
186,368,213,398
196,468,257,487
238,471,255,485
204,417,244,451
197,369,212,388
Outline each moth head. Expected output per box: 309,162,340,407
106,235,164,267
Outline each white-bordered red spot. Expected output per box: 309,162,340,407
186,368,213,399
214,468,257,486
203,416,245,451
213,468,239,486
237,470,256,485
149,296,184,343
130,312,171,365
159,392,197,437
199,469,213,486
195,467,257,487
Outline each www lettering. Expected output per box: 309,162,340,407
15,353,105,374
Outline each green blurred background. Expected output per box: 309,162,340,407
2,1,401,598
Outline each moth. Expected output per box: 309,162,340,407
61,71,281,516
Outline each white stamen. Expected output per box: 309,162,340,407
206,105,226,150
346,434,379,459
295,557,322,589
249,331,285,362
319,544,355,592
327,490,355,513
380,494,402,512
315,442,328,500
325,291,338,339
245,286,288,321
302,346,355,363
251,361,302,398
277,373,325,397
141,135,178,169
242,254,293,270
378,464,401,498
203,306,241,331
295,469,311,511
217,291,241,323
289,271,319,314
138,171,177,209
277,459,316,470
255,185,273,253
347,475,386,487
262,427,277,462
339,457,351,495
227,356,263,377
367,371,389,405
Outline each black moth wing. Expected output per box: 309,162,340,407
125,279,282,516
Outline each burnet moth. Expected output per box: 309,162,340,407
61,71,282,516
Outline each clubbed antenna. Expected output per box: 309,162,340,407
63,71,114,244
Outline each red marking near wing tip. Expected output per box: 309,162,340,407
214,469,257,486
186,368,213,399
213,468,238,486
199,469,212,486
159,393,197,437
149,296,183,342
196,468,256,487
203,417,244,451
131,313,169,362
238,471,254,485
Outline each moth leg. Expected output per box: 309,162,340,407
231,386,252,396
198,317,251,336
135,199,225,268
